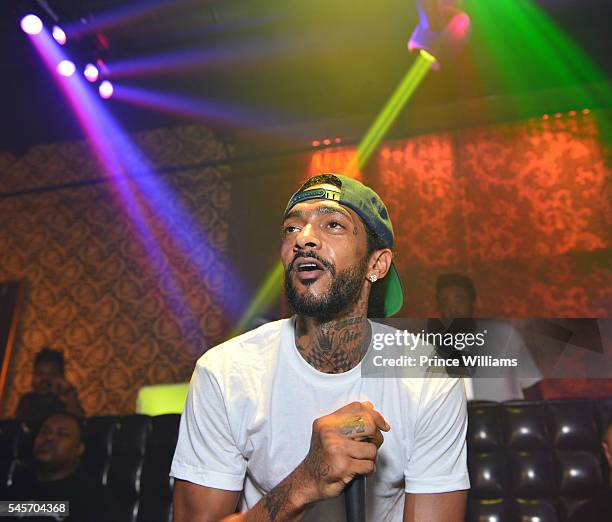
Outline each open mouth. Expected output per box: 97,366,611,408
296,261,323,272
292,258,326,280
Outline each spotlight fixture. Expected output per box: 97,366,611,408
20,14,43,35
57,60,76,77
52,25,67,45
408,0,471,69
84,63,99,82
99,80,114,99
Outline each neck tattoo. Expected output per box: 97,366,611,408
295,311,371,374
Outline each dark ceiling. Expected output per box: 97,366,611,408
1,0,610,153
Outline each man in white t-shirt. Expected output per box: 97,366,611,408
434,273,543,401
171,174,470,521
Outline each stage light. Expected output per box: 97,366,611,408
84,63,99,82
334,138,343,144
408,0,471,69
542,114,549,120
419,49,436,63
57,60,76,77
311,140,320,147
99,80,114,99
52,25,67,45
568,110,577,117
323,138,331,145
20,14,43,35
582,108,591,115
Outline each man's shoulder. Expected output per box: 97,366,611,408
196,318,291,373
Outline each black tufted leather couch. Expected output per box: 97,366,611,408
1,398,611,522
468,398,611,522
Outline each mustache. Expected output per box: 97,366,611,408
289,251,335,276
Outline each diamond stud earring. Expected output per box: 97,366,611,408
368,274,378,283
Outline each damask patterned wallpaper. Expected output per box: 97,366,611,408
310,111,611,317
309,111,611,397
0,126,232,417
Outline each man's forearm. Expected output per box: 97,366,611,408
220,465,315,522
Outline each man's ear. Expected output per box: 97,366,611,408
369,249,393,279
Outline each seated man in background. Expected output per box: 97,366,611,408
15,348,83,422
432,273,542,401
570,417,612,522
2,412,119,522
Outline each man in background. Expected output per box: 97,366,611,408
15,348,83,422
434,273,542,401
1,412,118,521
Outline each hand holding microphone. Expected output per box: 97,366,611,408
298,401,389,519
344,474,366,522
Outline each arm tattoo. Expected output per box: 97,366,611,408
264,483,293,521
303,435,331,481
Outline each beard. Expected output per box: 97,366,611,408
285,252,369,321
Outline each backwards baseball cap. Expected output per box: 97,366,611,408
284,174,404,317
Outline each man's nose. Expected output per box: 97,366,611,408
294,224,320,249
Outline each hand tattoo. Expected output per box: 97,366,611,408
338,416,366,436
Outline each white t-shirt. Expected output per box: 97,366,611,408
465,320,542,402
171,318,469,521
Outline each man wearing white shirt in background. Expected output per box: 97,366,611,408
435,273,543,402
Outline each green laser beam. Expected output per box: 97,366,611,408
465,0,611,109
229,261,284,338
348,50,435,173
230,51,435,336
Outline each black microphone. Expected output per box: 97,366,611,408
344,475,365,522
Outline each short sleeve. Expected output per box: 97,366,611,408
170,360,247,491
404,378,470,494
